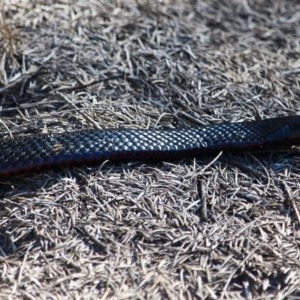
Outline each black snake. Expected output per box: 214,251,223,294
1,115,300,176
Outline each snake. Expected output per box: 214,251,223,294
0,115,300,177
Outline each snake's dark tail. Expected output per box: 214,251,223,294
1,115,300,177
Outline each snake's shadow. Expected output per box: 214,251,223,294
0,150,299,195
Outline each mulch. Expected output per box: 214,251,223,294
0,0,300,299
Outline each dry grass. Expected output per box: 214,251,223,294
0,0,300,299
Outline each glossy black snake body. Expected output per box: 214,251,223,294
1,115,300,176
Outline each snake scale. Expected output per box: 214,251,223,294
0,115,300,176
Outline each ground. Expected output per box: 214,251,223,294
0,0,300,299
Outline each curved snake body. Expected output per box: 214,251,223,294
1,115,300,176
